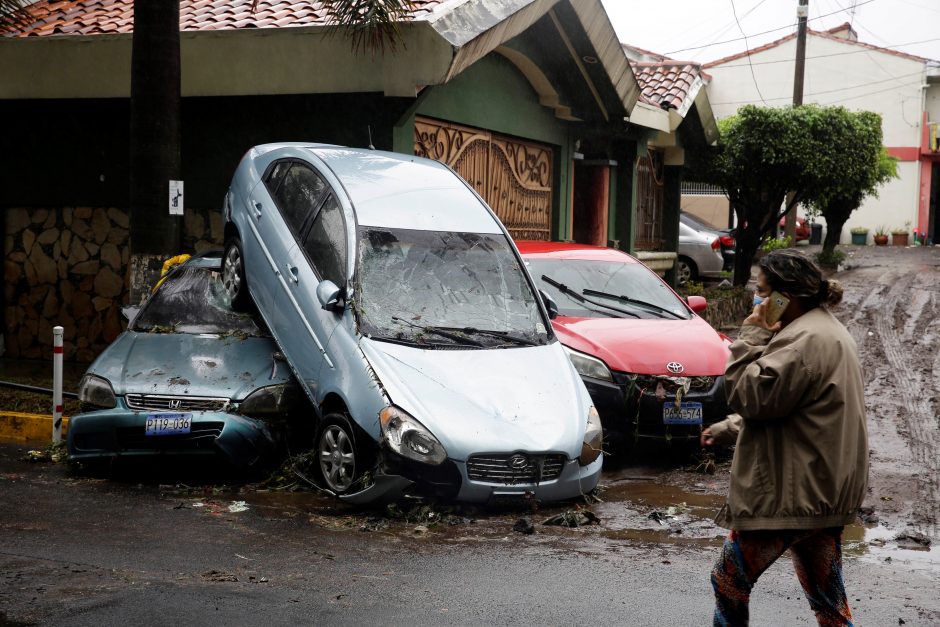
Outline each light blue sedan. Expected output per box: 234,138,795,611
68,254,300,468
221,143,603,504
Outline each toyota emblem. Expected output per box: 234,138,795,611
507,454,530,470
666,362,685,374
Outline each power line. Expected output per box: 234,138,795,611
710,69,925,105
729,0,768,104
665,0,877,55
681,0,771,60
710,36,940,68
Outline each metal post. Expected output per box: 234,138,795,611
52,326,64,443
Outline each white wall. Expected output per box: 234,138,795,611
704,34,927,242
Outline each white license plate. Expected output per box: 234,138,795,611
145,413,192,436
663,402,703,425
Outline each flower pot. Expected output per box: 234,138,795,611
892,232,909,246
851,232,868,245
874,235,888,246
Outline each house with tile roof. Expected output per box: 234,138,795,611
0,0,717,360
702,23,940,244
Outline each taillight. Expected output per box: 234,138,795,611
719,235,735,247
711,237,720,251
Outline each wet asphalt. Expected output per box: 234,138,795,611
1,446,937,626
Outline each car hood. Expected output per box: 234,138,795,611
552,316,730,376
88,331,286,400
358,338,590,461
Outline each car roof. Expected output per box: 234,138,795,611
252,143,503,234
515,240,641,264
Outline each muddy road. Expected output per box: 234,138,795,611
1,246,939,625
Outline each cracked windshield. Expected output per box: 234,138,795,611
132,265,265,336
356,228,549,347
526,259,690,320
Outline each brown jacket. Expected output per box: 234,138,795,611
710,307,868,530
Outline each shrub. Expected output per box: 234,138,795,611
760,236,792,253
850,226,868,235
815,249,846,269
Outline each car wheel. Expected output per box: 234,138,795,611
316,413,370,494
222,237,250,311
677,257,697,285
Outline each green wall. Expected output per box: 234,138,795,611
393,53,576,240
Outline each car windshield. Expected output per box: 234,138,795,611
356,227,550,347
525,258,691,320
132,264,266,336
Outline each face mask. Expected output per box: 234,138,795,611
753,295,764,306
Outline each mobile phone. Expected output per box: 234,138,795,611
764,291,790,325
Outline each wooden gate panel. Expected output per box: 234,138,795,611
415,117,553,240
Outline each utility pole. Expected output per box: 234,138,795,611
785,0,809,242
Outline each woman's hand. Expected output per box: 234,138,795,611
743,299,782,333
700,427,714,447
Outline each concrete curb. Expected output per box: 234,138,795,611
0,411,69,443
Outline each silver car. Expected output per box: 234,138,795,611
677,221,725,284
221,143,602,504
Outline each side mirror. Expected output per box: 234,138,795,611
539,289,559,320
316,280,343,312
687,295,708,314
121,306,141,325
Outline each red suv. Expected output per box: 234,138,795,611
517,241,732,451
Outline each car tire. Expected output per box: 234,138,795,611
222,236,250,311
316,413,372,495
676,257,697,285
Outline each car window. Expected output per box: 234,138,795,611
132,265,266,336
302,194,347,286
264,160,292,198
272,163,328,237
357,227,549,347
525,258,690,320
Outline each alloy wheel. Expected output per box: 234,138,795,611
222,245,242,302
318,424,357,492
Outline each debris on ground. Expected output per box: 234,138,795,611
228,501,249,513
202,569,238,582
542,508,600,527
21,441,67,463
413,525,429,534
858,506,879,524
894,531,931,549
513,517,535,534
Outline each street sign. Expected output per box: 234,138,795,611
169,180,184,215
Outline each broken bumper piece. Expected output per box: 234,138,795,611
67,408,276,468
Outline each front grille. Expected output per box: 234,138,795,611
613,373,717,394
115,422,224,450
125,394,228,412
466,453,566,484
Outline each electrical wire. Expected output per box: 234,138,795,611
728,0,768,104
709,36,940,68
710,71,925,106
665,0,878,55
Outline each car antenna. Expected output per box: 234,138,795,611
367,125,375,150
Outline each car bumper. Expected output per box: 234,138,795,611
67,409,276,468
339,449,602,505
582,373,730,445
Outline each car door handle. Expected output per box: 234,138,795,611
285,264,299,283
252,202,263,219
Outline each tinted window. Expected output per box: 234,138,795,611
526,258,690,320
132,266,266,336
303,194,346,285
273,163,327,236
264,160,292,197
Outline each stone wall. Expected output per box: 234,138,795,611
4,207,224,362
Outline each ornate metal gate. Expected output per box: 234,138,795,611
634,150,665,250
414,117,553,240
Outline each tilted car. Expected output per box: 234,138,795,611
517,241,732,452
68,254,300,467
221,143,602,504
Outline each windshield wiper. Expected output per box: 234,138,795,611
541,275,639,319
443,327,541,347
581,288,685,320
390,316,484,347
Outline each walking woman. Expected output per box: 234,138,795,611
701,249,869,626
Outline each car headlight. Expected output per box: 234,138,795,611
564,346,613,382
78,374,116,410
238,383,301,417
379,406,447,466
579,406,603,466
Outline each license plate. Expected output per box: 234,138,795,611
145,413,192,436
663,402,703,425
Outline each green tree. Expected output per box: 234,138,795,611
688,105,893,285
